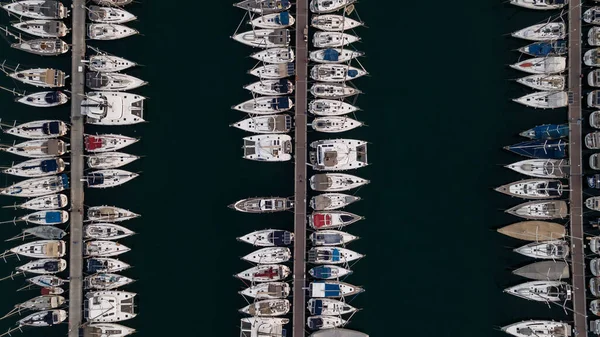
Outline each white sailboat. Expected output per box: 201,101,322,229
242,247,291,264
309,99,359,116
12,20,68,38
19,210,69,225
12,193,68,210
86,258,131,273
232,29,290,48
310,193,360,210
505,159,568,179
85,134,139,153
244,79,293,96
309,211,363,229
584,7,600,24
4,120,67,139
589,69,600,87
84,241,130,257
504,281,571,302
6,67,66,88
16,91,69,107
85,72,146,91
313,32,360,48
307,298,357,315
236,264,291,282
585,49,600,67
3,158,66,177
309,265,352,279
2,1,69,20
309,173,369,191
513,91,568,109
239,282,290,299
307,316,347,330
251,48,295,64
231,114,292,134
88,6,136,23
591,27,600,47
87,206,139,222
310,48,364,63
250,12,295,28
311,116,362,133
511,23,566,41
513,240,570,259
84,223,135,240
83,324,135,337
310,230,358,246
239,299,290,316
83,169,138,189
0,26,69,55
87,24,138,40
311,83,361,98
17,258,66,274
4,139,68,158
233,96,293,114
311,64,367,82
310,0,356,13
311,14,363,31
502,320,571,337
510,0,568,10
249,63,295,79
237,229,294,247
87,152,140,169
1,174,68,197
516,74,565,91
510,57,566,74
88,51,137,73
308,247,363,264
85,273,134,290
8,240,66,259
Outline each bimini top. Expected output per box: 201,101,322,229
45,211,62,224
44,92,62,104
39,159,59,172
277,11,290,25
270,230,293,245
86,173,104,186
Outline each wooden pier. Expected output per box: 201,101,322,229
293,0,308,335
67,0,86,336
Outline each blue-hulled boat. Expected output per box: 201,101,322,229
519,40,567,57
504,139,567,159
309,265,353,279
589,174,600,189
519,124,569,140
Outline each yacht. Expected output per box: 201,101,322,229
307,247,363,264
85,72,147,91
308,316,347,330
309,265,352,279
249,63,295,79
505,159,568,178
510,57,566,74
7,67,66,88
26,275,66,288
504,139,567,159
310,64,367,82
83,324,136,337
12,20,68,38
310,193,360,210
1,174,69,197
504,281,571,302
592,258,600,276
511,23,566,41
84,169,138,189
311,116,362,133
513,240,570,259
236,264,291,282
230,197,293,213
589,174,600,189
232,29,290,48
10,226,66,240
307,298,357,316
309,99,359,116
18,309,66,327
93,0,134,5
310,230,358,246
239,299,290,316
592,27,600,46
234,0,291,14
85,291,136,322
9,240,65,259
87,24,138,40
310,173,369,191
18,210,69,225
10,37,69,56
17,258,66,274
88,6,136,23
85,134,139,153
87,152,140,169
589,70,600,87
17,91,68,107
502,321,571,337
244,79,293,96
240,282,290,299
309,139,368,171
233,96,293,114
309,281,364,298
587,196,600,211
311,83,361,98
584,7,600,24
587,132,600,149
89,53,137,73
516,74,565,91
13,193,68,210
242,134,293,161
311,14,363,31
494,179,563,199
84,241,130,257
519,124,568,140
310,0,356,13
84,223,135,241
86,258,131,274
310,48,364,63
4,120,67,139
8,294,65,313
85,273,134,290
4,139,68,158
239,317,289,337
510,0,567,9
586,49,600,67
251,47,295,64
3,158,66,177
505,200,569,219
592,153,600,170
313,32,359,48
242,247,291,264
309,211,362,229
250,12,295,28
518,40,567,57
589,91,600,108
512,261,570,280
2,1,69,20
87,206,139,222
236,229,294,246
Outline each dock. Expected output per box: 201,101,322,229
67,0,86,336
293,0,308,335
567,0,587,335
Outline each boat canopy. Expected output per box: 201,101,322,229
36,260,61,272
314,233,343,244
59,174,69,189
40,1,62,17
347,69,358,77
323,49,339,61
313,282,341,297
529,124,569,140
272,98,290,109
276,79,290,93
86,136,102,150
311,266,333,278
45,211,62,224
547,181,562,196
44,92,61,104
276,12,290,25
269,230,293,245
86,259,107,273
313,213,331,228
43,121,61,135
310,299,324,314
40,159,59,172
308,317,323,329
86,173,105,186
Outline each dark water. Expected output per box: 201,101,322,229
0,0,583,336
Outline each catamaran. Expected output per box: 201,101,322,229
519,124,568,140
236,264,291,282
233,29,290,48
249,63,295,79
311,116,363,133
307,247,363,264
505,200,569,219
233,96,293,114
502,320,571,337
85,291,136,322
495,179,563,199
309,139,368,171
513,240,570,259
230,197,293,213
239,299,290,316
242,134,293,161
17,258,66,274
88,6,137,23
513,91,568,109
310,193,360,210
518,40,567,57
310,48,364,63
310,173,369,191
309,99,359,116
8,240,66,259
505,159,568,178
310,0,356,13
10,193,68,210
250,12,295,28
85,241,130,257
86,258,131,274
251,47,295,64
504,281,571,302
242,247,291,264
87,152,140,169
84,170,139,189
239,282,290,299
244,79,294,96
6,67,66,88
587,132,600,149
307,298,357,316
310,230,358,246
12,20,68,38
311,64,367,82
584,7,600,24
311,14,363,31
309,211,363,229
4,139,68,158
85,273,134,290
87,24,138,40
234,0,291,14
85,134,139,153
510,57,566,74
313,32,360,48
237,229,294,246
4,120,67,139
511,23,566,41
309,265,352,279
87,205,139,222
2,1,69,20
510,0,567,10
85,72,147,91
516,74,565,91
84,223,135,241
311,83,361,98
4,158,65,177
1,174,69,197
309,281,364,298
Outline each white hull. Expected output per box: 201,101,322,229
309,211,362,229
249,63,294,79
22,210,69,225
85,273,134,290
236,264,291,282
12,20,68,38
510,57,566,74
10,240,66,258
310,230,358,246
243,134,293,161
510,0,567,9
589,70,600,87
516,74,565,91
27,275,67,287
495,179,563,199
233,29,290,48
18,258,67,274
86,73,147,91
84,324,136,337
513,91,568,109
311,116,362,133
311,14,362,31
242,247,292,264
311,83,360,98
239,299,290,316
5,139,68,158
592,111,600,129
251,48,295,64
502,320,571,337
84,223,135,241
309,281,363,297
244,79,294,96
85,169,138,189
2,174,68,197
585,49,600,67
89,55,137,73
4,158,66,177
233,97,293,114
250,12,295,28
505,159,568,179
5,120,68,139
87,258,131,273
240,282,290,299
9,68,66,88
87,206,140,222
2,1,69,20
93,0,134,5
309,99,359,116
591,27,600,47
504,281,571,302
309,265,353,279
87,24,138,40
308,316,347,330
310,193,360,210
313,32,359,48
87,152,140,169
514,240,570,259
232,114,292,133
19,309,66,327
12,38,69,56
83,92,145,126
85,241,130,257
310,48,363,63
17,91,68,107
585,7,600,24
17,194,68,210
311,64,367,82
237,229,294,247
307,298,356,315
310,173,369,191
234,0,292,14
88,6,136,23
309,138,368,171
310,0,355,13
85,134,139,153
308,247,363,264
511,23,566,41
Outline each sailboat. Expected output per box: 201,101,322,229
589,70,600,87
308,247,363,264
589,91,600,108
230,197,293,213
307,298,357,315
310,0,356,13
504,139,567,159
232,29,290,48
310,48,364,63
309,281,364,298
16,210,69,225
505,200,569,219
249,63,295,79
7,240,66,259
516,74,565,91
494,179,563,199
232,115,292,134
513,240,570,259
87,152,140,169
16,309,67,327
510,57,566,74
3,139,68,158
251,48,295,64
236,264,291,282
307,316,347,330
88,48,137,73
504,281,571,302
12,20,68,38
7,226,66,241
311,14,363,31
85,134,139,153
310,193,360,210
85,273,134,290
309,173,369,191
84,223,135,241
84,241,130,257
87,206,140,222
309,211,362,229
313,32,360,48
0,26,69,56
592,27,600,47
82,91,145,125
4,158,66,177
519,124,568,140
83,169,139,189
241,247,292,264
86,258,131,273
586,49,600,67
239,299,290,316
4,66,66,88
518,40,567,57
82,324,135,337
584,7,600,24
88,6,137,23
17,258,67,274
310,230,358,246
510,0,568,9
93,0,134,5
311,64,367,82
0,87,69,107
9,193,68,210
1,174,69,197
513,261,570,280
87,23,138,40
309,265,352,279
236,229,294,246
587,132,600,150
498,221,565,241
244,79,294,96
3,295,65,318
233,96,293,114
502,321,571,337
239,282,290,299
309,99,359,116
511,23,566,41
311,116,362,133
234,0,292,14
250,12,295,28
587,196,600,211
85,72,147,91
4,120,68,139
2,1,69,20
588,174,600,189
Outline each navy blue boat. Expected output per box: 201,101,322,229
588,174,600,189
504,139,567,159
519,124,569,140
519,40,567,57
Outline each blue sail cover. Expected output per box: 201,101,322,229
45,211,62,224
272,98,290,110
86,259,105,273
277,79,289,93
60,174,69,189
276,12,290,25
323,49,339,61
331,248,341,262
40,159,59,173
311,299,324,315
42,261,60,272
529,124,569,140
506,139,567,159
322,283,341,297
525,40,567,57
311,266,333,279
347,69,358,78
269,230,293,245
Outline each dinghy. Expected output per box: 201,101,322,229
505,159,568,179
230,197,294,213
309,265,352,279
251,47,295,64
513,261,570,280
311,14,362,31
87,152,139,169
88,6,137,23
510,57,566,74
310,48,364,63
3,158,66,177
85,291,137,322
82,92,145,125
585,7,600,24
242,135,293,161
231,115,292,134
502,320,571,337
237,229,294,246
307,298,357,315
504,281,571,302
19,210,69,225
310,230,358,246
494,179,563,199
310,193,360,210
87,206,140,222
592,27,600,47
84,169,139,189
516,74,565,91
311,64,367,82
242,247,292,264
588,174,600,188
309,139,368,171
309,281,364,298
84,223,135,240
236,264,291,282
308,316,347,330
519,124,568,140
17,258,66,274
510,0,568,10
309,99,359,116
2,1,69,19
311,116,362,133
310,211,362,229
7,226,66,241
18,309,66,327
505,200,568,219
496,221,566,241
4,120,67,139
26,275,66,288
4,139,68,158
310,0,356,13
239,299,290,316
87,24,138,40
85,73,147,92
518,40,567,57
308,247,363,264
16,91,68,107
85,134,139,153
513,240,570,259
504,139,567,159
234,0,292,14
313,32,359,48
232,29,290,48
12,20,68,38
82,324,136,337
244,79,294,96
239,282,290,299
7,67,66,88
86,258,130,273
233,96,293,114
511,23,566,41
85,273,134,290
587,132,600,150
249,63,295,79
1,174,69,197
250,12,295,28
89,53,137,73
8,240,66,259
84,241,130,257
310,173,369,191
11,193,68,210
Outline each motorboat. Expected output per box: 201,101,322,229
4,120,67,139
510,0,567,10
592,153,600,170
4,158,66,177
502,321,571,337
17,258,66,274
93,0,134,5
18,309,66,327
519,124,568,140
89,53,137,73
8,67,66,88
250,47,295,64
592,27,600,46
2,1,69,19
311,14,363,31
236,229,294,246
309,281,364,298
239,282,290,299
585,7,600,24
84,223,135,240
12,193,68,210
82,324,136,337
85,273,134,290
307,298,357,316
16,91,68,107
510,57,566,74
309,265,352,279
9,240,65,259
84,169,139,189
1,174,69,197
309,99,359,116
516,74,565,91
88,6,136,23
11,37,69,56
26,275,66,288
307,247,363,264
241,247,291,264
589,174,600,189
82,91,145,125
239,299,290,316
86,258,130,274
310,48,364,63
504,139,567,159
239,317,289,337
3,139,68,158
494,179,563,199
309,211,362,229
505,200,568,219
310,64,367,82
518,40,567,57
232,115,292,134
504,281,571,302
84,241,130,257
230,197,293,213
587,197,600,211
249,63,295,79
311,116,362,133
310,173,369,191
593,258,600,276
85,134,139,153
313,32,359,48
242,134,293,161
85,291,136,322
244,79,294,96
310,193,360,210
12,20,68,38
7,226,66,241
87,24,138,40
233,96,293,114
87,152,140,169
505,159,568,179
310,0,356,13
309,139,368,171
512,261,570,280
19,210,69,225
513,240,570,259
587,132,600,149
308,316,347,330
310,230,358,246
232,29,290,48
236,264,291,282
87,206,140,222
85,73,147,91
311,83,361,99
234,0,291,14
511,23,566,41
250,12,295,28
586,49,600,67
